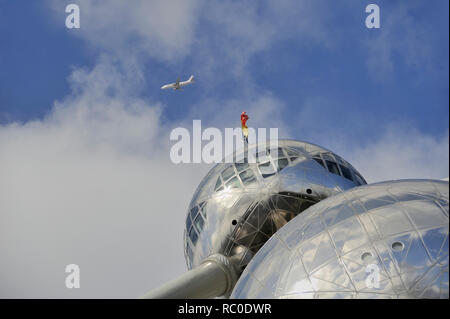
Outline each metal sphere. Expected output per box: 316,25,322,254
231,179,449,299
183,139,367,274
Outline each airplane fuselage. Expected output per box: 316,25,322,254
161,75,194,90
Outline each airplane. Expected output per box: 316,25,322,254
161,75,194,90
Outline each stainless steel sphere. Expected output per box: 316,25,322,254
183,139,367,275
231,179,449,299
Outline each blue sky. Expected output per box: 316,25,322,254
1,1,448,136
0,0,448,298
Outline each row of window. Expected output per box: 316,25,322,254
214,147,301,192
186,201,206,246
312,152,366,185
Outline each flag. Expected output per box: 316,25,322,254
241,112,249,143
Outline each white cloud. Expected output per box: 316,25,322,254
191,0,338,84
0,57,212,298
364,1,436,80
48,0,202,61
270,96,449,184
49,0,336,83
349,127,449,183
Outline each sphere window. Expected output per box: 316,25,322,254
190,206,199,221
353,171,366,186
186,215,192,232
258,161,276,178
334,155,346,165
275,158,289,172
339,164,354,182
194,213,204,233
214,177,223,191
313,157,325,168
189,226,198,245
322,153,335,162
226,176,241,189
235,162,249,172
268,147,284,159
256,151,270,163
199,201,207,219
326,160,341,176
240,169,256,185
222,165,236,182
285,148,300,157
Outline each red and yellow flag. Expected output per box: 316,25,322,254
241,111,249,142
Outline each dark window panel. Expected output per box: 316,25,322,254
299,200,316,212
285,148,299,157
353,170,366,185
258,161,276,178
339,164,354,181
268,147,284,159
326,160,341,176
226,176,241,189
276,158,289,172
214,177,222,191
194,213,204,233
190,206,199,221
235,162,249,172
334,155,346,165
189,226,198,245
199,201,207,219
186,215,192,232
256,150,270,163
313,157,325,168
322,153,335,162
240,169,256,185
221,165,235,182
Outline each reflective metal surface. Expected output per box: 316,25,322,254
184,140,367,278
141,254,237,299
231,180,449,299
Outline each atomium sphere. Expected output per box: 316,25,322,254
183,139,367,276
231,179,449,299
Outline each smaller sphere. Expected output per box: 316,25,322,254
183,140,367,274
